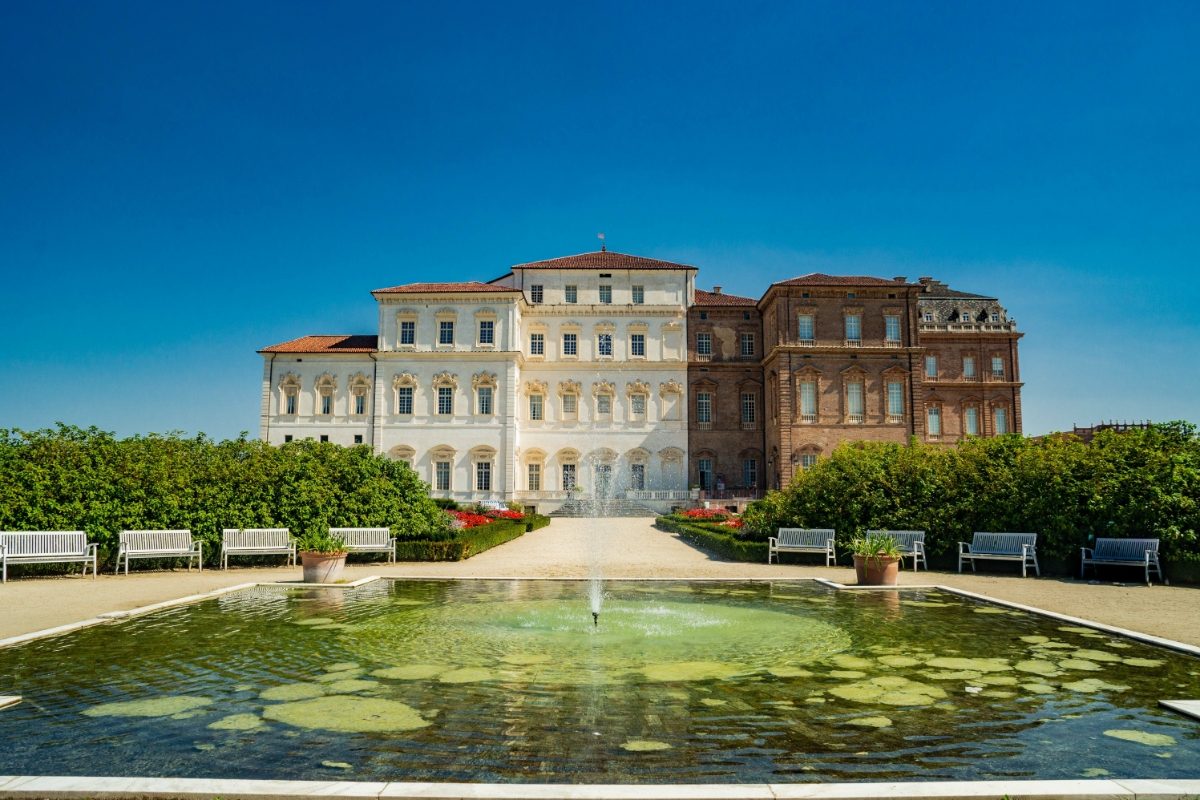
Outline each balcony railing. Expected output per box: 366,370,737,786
884,339,902,348
697,421,712,430
741,420,757,430
844,339,862,348
887,414,903,424
847,413,865,424
799,412,817,423
624,489,695,501
919,321,1018,333
797,338,815,346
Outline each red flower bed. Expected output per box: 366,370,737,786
681,508,731,520
449,510,492,529
720,518,745,529
487,509,525,520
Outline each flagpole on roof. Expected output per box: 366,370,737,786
598,232,606,252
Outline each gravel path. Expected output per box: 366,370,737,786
2,518,1197,647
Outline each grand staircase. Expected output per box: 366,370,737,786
549,498,661,518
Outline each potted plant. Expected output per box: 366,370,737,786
849,532,903,586
296,529,348,583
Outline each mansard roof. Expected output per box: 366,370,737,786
373,281,518,294
259,334,378,354
916,277,995,300
512,250,698,271
694,288,757,306
772,273,910,287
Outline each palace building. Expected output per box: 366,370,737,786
258,250,1022,511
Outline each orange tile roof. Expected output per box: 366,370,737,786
512,250,697,271
373,281,517,294
772,273,909,287
259,335,378,354
694,288,758,306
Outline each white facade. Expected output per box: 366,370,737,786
260,256,694,509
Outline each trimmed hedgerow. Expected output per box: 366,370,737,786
655,515,769,562
395,518,527,561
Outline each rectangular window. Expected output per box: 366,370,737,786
354,394,366,415
477,386,493,416
696,332,712,356
476,461,491,491
285,394,297,415
800,453,818,470
799,381,817,422
438,320,454,345
697,392,712,425
530,332,544,355
885,315,901,343
529,394,543,421
319,434,329,443
743,458,757,488
563,332,577,356
530,285,543,304
741,393,756,425
740,332,754,357
990,313,1000,323
437,386,453,415
992,356,1004,377
995,407,1008,434
797,314,815,343
599,285,612,304
965,406,979,436
597,394,612,415
631,463,645,490
527,463,541,491
631,394,646,417
845,314,862,344
353,434,363,445
925,355,938,379
562,393,578,417
321,394,332,415
565,285,577,303
435,461,451,491
847,382,864,423
397,386,413,415
928,406,942,438
923,311,934,323
963,356,976,379
630,333,646,357
632,285,644,304
697,458,713,490
597,333,613,357
561,463,577,490
399,320,415,346
283,435,293,443
887,381,903,421
478,319,494,345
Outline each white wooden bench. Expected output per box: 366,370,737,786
328,527,396,563
1081,538,1165,585
116,530,203,575
221,528,295,569
869,530,927,571
768,528,836,566
959,532,1039,577
0,532,97,583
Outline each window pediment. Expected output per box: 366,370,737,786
659,379,683,396
432,372,458,389
558,379,581,396
393,372,418,389
279,372,301,390
472,371,498,389
592,380,615,397
626,379,651,397
315,373,337,391
524,379,548,396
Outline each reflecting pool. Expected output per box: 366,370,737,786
1,579,1198,782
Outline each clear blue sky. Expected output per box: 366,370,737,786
2,1,1197,438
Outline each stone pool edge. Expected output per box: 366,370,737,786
1,776,1199,800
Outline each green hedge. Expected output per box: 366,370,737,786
0,426,451,570
740,423,1200,577
396,518,527,561
525,514,551,532
655,515,769,562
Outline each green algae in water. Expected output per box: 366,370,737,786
372,664,445,680
1015,659,1059,676
1070,649,1123,663
262,696,430,733
926,657,1011,673
622,740,672,751
1059,659,1103,672
1124,658,1165,668
83,696,212,718
1063,678,1130,693
829,676,947,707
260,683,325,702
325,679,380,694
438,667,494,684
877,655,921,668
292,618,334,626
830,655,874,670
325,662,360,672
767,666,812,678
316,669,365,682
642,661,743,682
1104,729,1176,747
845,716,892,728
208,713,266,731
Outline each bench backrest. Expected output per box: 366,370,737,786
329,527,392,546
223,528,292,548
1093,538,1159,559
119,530,194,551
971,532,1037,553
0,531,88,556
776,528,836,547
870,530,925,548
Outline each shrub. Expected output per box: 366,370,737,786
395,518,526,561
0,425,451,570
655,515,769,562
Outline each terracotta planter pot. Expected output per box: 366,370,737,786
300,551,347,583
853,554,901,586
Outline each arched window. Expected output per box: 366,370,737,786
315,374,337,416
349,373,371,417
279,373,301,416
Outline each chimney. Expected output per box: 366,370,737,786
712,286,722,294
893,276,907,284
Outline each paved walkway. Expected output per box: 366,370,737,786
2,518,1197,646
